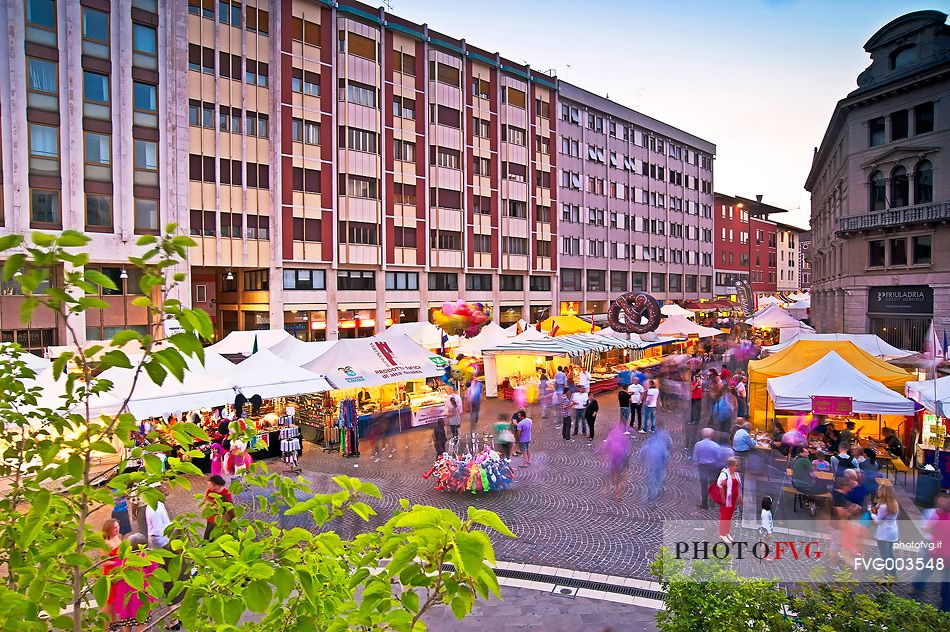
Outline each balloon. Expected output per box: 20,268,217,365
441,302,455,316
433,300,493,337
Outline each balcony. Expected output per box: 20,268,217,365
836,201,950,235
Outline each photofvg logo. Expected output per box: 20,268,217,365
674,540,822,562
371,341,399,367
337,366,365,384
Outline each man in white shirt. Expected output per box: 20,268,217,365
570,388,589,437
146,491,172,549
579,369,591,391
626,378,645,432
643,380,660,433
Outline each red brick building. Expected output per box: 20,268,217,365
714,193,788,300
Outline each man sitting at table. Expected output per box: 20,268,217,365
791,446,825,515
882,427,904,458
733,422,756,455
838,421,857,449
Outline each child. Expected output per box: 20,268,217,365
759,496,774,559
813,452,831,472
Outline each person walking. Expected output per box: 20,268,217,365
602,424,632,501
560,390,573,441
618,387,632,433
627,378,645,432
571,387,589,437
517,413,533,466
688,372,702,442
145,486,172,549
203,475,234,540
578,367,591,392
585,396,600,442
870,484,900,577
717,456,742,542
693,428,721,510
732,421,756,474
493,414,515,459
554,366,567,394
433,418,447,457
643,380,660,433
467,379,483,432
445,386,463,440
642,428,672,508
735,374,748,419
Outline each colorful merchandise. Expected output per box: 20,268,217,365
433,299,493,338
423,447,515,494
337,398,360,457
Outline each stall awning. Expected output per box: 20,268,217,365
206,329,293,356
483,333,631,357
767,352,915,415
906,375,950,416
268,336,336,367
745,304,811,329
763,333,914,361
378,321,458,351
301,334,447,388
539,314,598,336
661,303,695,318
225,349,333,399
655,315,725,339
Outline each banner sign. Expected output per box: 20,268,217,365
811,395,853,415
867,285,933,316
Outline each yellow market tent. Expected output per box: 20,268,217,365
748,340,913,426
539,314,598,336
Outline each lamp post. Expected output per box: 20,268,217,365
119,267,128,331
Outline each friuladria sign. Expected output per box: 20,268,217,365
867,285,933,316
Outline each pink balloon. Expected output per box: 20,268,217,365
441,302,455,316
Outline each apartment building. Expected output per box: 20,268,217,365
806,10,948,350
799,230,812,291
775,222,803,293
0,0,184,352
556,82,715,315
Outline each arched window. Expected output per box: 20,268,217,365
890,45,917,70
869,170,886,211
890,166,909,208
914,160,933,204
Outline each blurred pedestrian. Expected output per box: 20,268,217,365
693,428,721,510
641,428,672,508
601,424,632,501
145,484,172,549
560,390,573,441
445,386,463,440
517,413,533,466
585,396,600,442
571,387,589,437
433,418,447,457
467,379,483,432
554,366,567,394
642,380,660,433
111,497,132,536
717,456,742,542
618,387,631,432
493,414,515,459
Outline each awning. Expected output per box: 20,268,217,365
206,329,293,356
655,315,725,339
763,333,913,361
906,375,950,416
301,334,447,388
483,333,632,357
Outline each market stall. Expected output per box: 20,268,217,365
763,332,914,361
454,321,518,358
906,376,950,488
268,335,336,367
748,340,913,429
660,303,695,319
655,314,724,339
206,329,295,357
744,304,815,344
378,321,459,352
539,314,598,336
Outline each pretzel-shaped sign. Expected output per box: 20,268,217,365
607,292,662,334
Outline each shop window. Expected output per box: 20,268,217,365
1,328,56,355
500,275,523,292
428,273,458,292
912,235,931,265
243,269,269,291
868,240,885,267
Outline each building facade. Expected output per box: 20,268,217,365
798,230,812,290
805,10,949,351
775,223,803,293
556,82,715,315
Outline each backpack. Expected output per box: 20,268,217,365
834,454,856,471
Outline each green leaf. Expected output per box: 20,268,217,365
18,490,51,547
136,235,158,246
450,595,469,620
30,232,56,247
97,349,133,371
83,269,118,291
386,543,419,577
143,359,167,386
272,567,294,602
77,296,110,310
243,580,272,613
453,531,485,577
401,589,419,613
57,230,91,248
168,332,204,362
2,253,25,282
110,330,142,348
92,575,109,610
0,233,24,252
131,296,152,308
350,501,376,521
467,507,516,537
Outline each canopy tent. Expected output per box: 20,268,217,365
747,340,914,425
661,303,695,319
454,321,516,358
758,296,783,307
206,329,293,356
596,328,686,349
301,335,446,389
378,321,457,351
502,319,529,336
785,299,810,319
763,332,914,361
906,375,950,416
787,292,810,302
539,314,597,336
226,349,332,399
268,336,336,367
767,352,915,416
745,304,815,343
655,314,724,339
509,327,548,342
0,344,50,373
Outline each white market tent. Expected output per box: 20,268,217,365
596,328,685,348
745,305,815,342
661,303,695,319
0,343,50,373
378,321,457,351
785,299,811,320
509,327,548,342
503,320,529,337
766,351,915,416
454,321,516,358
655,314,725,339
906,375,950,416
763,332,914,361
206,329,293,356
268,335,336,367
227,349,333,399
301,335,446,389
758,296,784,307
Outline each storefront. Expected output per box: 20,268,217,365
906,376,950,489
867,284,933,352
284,309,328,342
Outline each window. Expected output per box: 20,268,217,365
218,0,241,26
246,112,269,138
889,238,907,266
339,221,379,245
291,68,321,97
393,183,416,205
134,198,159,233
890,166,909,208
31,189,60,225
341,80,376,107
84,194,111,229
82,72,110,114
912,235,932,265
338,270,375,291
344,32,376,60
530,276,551,292
245,59,268,87
340,174,378,199
502,87,526,108
26,58,57,110
392,50,416,75
393,139,415,162
219,211,242,237
500,275,523,292
869,117,885,147
291,217,322,241
246,215,269,240
132,24,157,69
503,125,526,146
502,237,528,255
386,272,418,291
474,118,490,139
507,201,527,219
701,276,712,292
393,226,417,248
245,5,269,34
890,45,917,70
428,273,458,292
430,61,461,87
284,268,327,290
472,234,491,253
340,127,378,153
429,104,461,128
586,270,605,292
291,17,320,46
868,239,885,267
915,102,934,134
29,124,59,173
891,110,908,140
392,96,415,120
914,160,933,204
84,132,110,180
473,157,490,176
561,269,581,292
26,0,57,45
432,146,461,169
189,154,214,182
292,118,320,145
610,271,628,292
133,82,157,126
685,275,698,293
651,273,665,292
81,7,109,58
472,77,490,99
430,230,462,250
869,170,886,211
466,274,492,291
243,270,269,291
133,139,159,186
188,0,214,19
669,274,682,292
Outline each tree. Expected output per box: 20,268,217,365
0,228,512,631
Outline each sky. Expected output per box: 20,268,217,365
367,0,948,229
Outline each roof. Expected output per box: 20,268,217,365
539,314,598,336
655,315,725,339
763,333,913,361
483,333,642,357
206,329,292,356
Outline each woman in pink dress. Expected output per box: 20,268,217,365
209,442,224,478
103,533,158,631
717,457,742,542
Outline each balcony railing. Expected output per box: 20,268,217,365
837,201,950,234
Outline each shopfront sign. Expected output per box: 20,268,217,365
867,285,934,316
811,396,853,415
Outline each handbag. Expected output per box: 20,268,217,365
499,429,515,443
708,481,724,505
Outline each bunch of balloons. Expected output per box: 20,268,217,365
433,299,492,338
451,357,481,383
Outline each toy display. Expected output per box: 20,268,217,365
607,292,662,334
433,299,493,338
423,447,515,494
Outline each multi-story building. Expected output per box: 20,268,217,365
556,82,715,315
799,230,812,291
806,10,949,350
775,222,804,293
